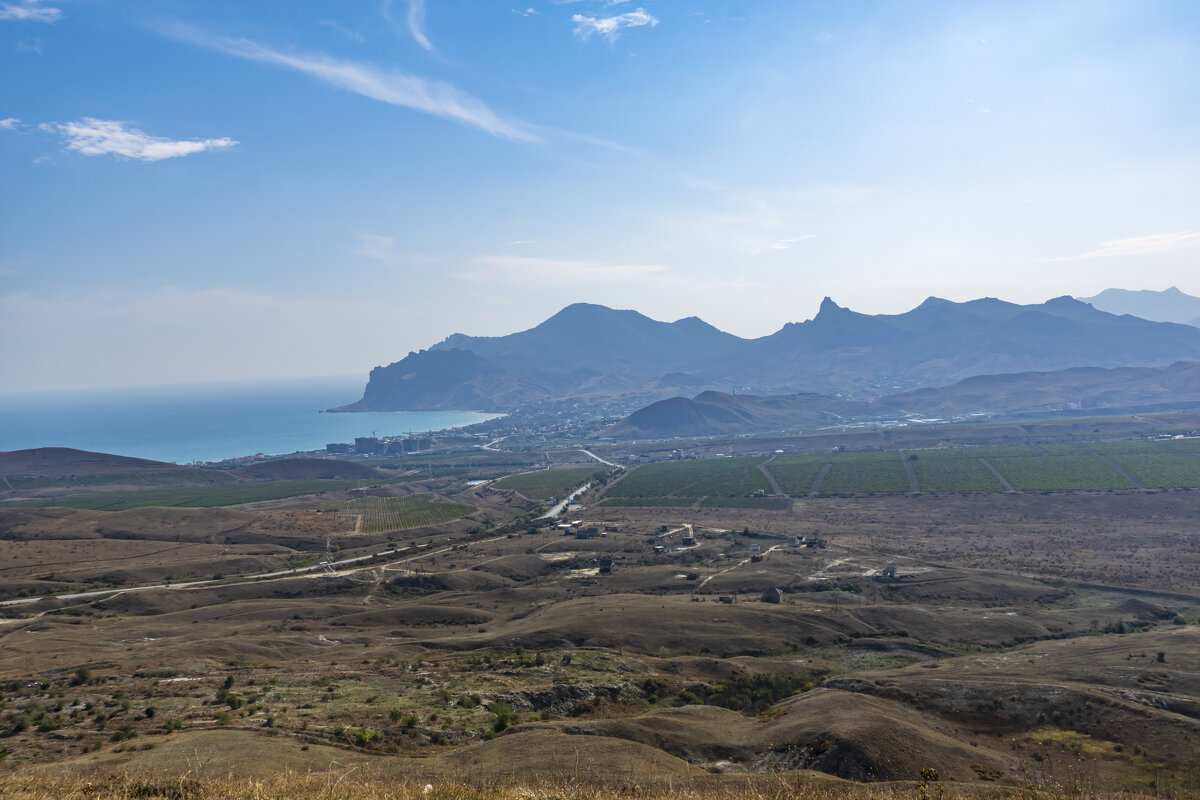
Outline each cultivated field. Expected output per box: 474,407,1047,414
596,440,1200,503
345,494,476,533
491,467,600,500
604,457,771,499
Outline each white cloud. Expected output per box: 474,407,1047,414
405,0,433,51
355,233,416,268
0,117,19,130
514,8,540,17
40,118,237,162
1041,232,1200,262
463,254,665,286
166,27,539,143
0,0,61,23
766,234,816,252
572,8,658,41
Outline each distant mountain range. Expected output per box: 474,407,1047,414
1078,287,1200,327
604,361,1200,438
336,295,1200,413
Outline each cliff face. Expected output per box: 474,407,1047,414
331,349,548,412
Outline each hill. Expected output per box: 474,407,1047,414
232,458,385,481
604,391,880,438
339,297,1200,411
884,360,1200,418
0,447,193,478
1079,286,1200,326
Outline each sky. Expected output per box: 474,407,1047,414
2,0,1199,392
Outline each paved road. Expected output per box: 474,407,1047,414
0,538,455,609
539,482,592,520
579,449,620,468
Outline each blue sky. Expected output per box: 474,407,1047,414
2,0,1199,391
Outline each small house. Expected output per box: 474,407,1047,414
761,587,783,604
717,596,736,604
881,566,897,579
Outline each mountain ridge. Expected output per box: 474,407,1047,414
1078,286,1200,327
340,295,1200,412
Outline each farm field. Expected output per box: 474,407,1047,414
347,494,476,533
810,451,910,495
597,497,698,507
491,467,599,499
8,478,387,511
604,457,770,499
651,444,1200,497
4,469,238,490
908,451,1005,492
984,453,1135,491
763,454,828,494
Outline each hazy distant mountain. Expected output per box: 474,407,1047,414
708,295,1200,396
604,361,1200,438
1078,287,1200,326
340,297,1200,412
884,361,1200,417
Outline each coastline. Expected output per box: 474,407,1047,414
0,377,501,465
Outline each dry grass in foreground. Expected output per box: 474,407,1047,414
0,771,1181,800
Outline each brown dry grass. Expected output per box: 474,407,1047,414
0,770,1176,800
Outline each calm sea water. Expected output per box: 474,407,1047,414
0,377,499,464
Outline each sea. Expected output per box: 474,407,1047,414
0,376,500,465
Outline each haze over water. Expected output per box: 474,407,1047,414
0,377,498,465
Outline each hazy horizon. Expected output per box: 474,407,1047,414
4,0,1200,392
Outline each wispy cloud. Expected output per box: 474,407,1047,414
463,255,666,286
766,234,816,252
0,117,20,130
380,0,432,50
460,255,762,296
405,0,432,51
319,19,364,43
40,118,238,162
572,8,658,41
0,0,61,23
164,26,539,143
1041,232,1200,262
